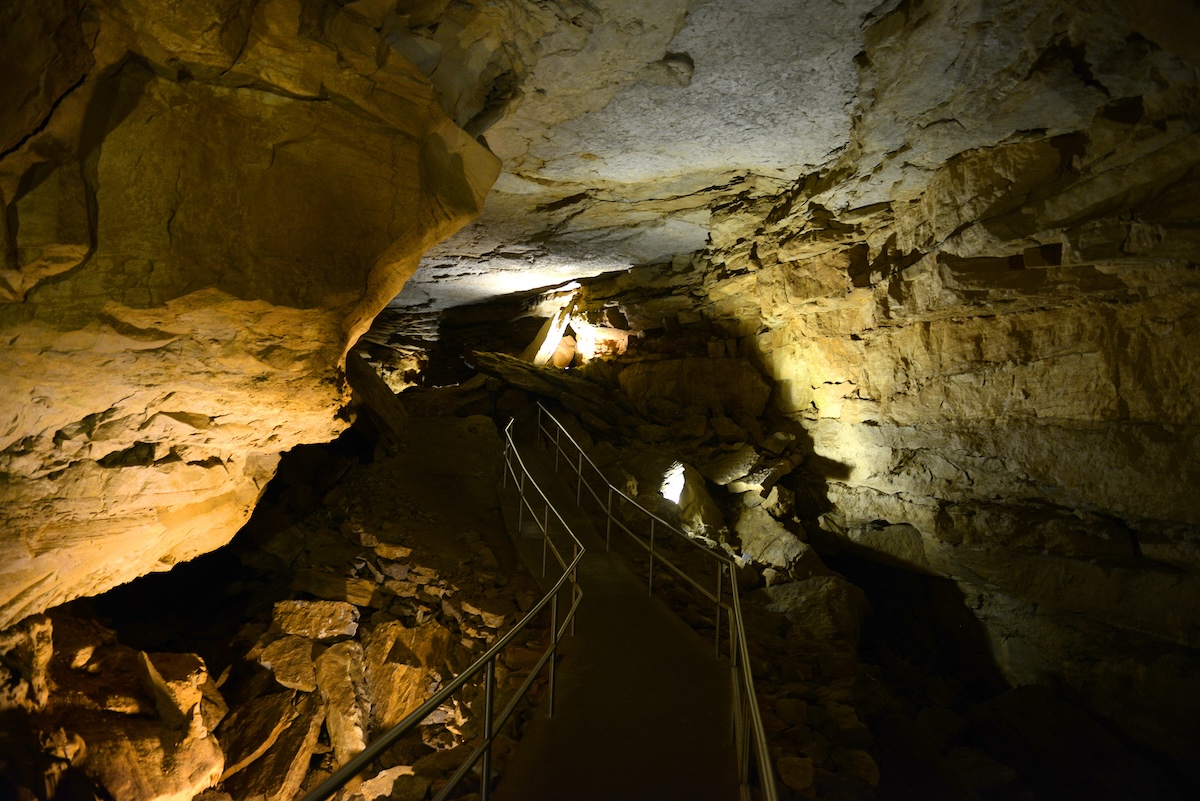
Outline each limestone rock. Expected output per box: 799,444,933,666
701,445,760,486
776,755,814,792
672,462,727,540
757,576,869,648
0,0,500,629
256,636,316,693
0,614,52,710
314,640,369,767
618,358,771,418
726,455,800,495
969,686,1185,801
359,766,418,801
735,506,807,570
75,710,224,801
137,651,212,732
222,693,324,801
216,691,300,781
272,601,359,641
362,620,452,733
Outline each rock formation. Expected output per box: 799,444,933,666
0,0,500,627
2,0,1200,794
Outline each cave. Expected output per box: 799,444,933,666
2,1,1199,800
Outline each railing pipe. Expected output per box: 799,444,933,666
533,402,778,801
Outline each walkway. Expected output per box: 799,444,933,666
493,434,739,801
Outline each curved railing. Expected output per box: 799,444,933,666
299,418,584,801
533,402,778,801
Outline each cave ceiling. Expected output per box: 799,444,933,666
386,0,1184,312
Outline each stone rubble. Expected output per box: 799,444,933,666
0,415,548,801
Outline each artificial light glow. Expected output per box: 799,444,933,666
660,461,686,504
568,315,632,363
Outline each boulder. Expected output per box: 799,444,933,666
0,614,52,710
671,463,727,540
271,601,359,640
76,710,224,801
757,576,870,648
256,636,316,693
735,506,807,569
362,620,453,733
137,651,213,732
222,693,324,801
701,444,760,486
217,691,300,781
314,641,369,767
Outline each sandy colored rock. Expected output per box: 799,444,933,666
256,636,316,693
272,601,359,640
222,692,324,801
76,710,224,801
314,640,369,767
758,576,869,648
375,543,415,561
359,766,418,801
137,651,211,731
735,506,807,570
619,358,771,419
0,0,499,630
362,620,453,733
217,691,300,781
701,444,760,486
0,614,52,710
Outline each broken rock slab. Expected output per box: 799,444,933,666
314,640,369,767
363,620,452,733
756,575,870,648
735,506,808,570
701,444,760,486
222,693,324,801
272,600,359,640
726,455,801,495
0,613,52,710
256,635,316,693
75,709,224,801
217,691,300,781
137,651,212,732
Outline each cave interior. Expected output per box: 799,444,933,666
1,1,1199,800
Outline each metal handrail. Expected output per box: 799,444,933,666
299,418,584,801
534,402,779,801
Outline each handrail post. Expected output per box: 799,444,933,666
541,501,550,578
481,657,496,801
714,564,723,659
576,451,584,502
648,520,656,596
554,427,561,471
605,486,613,551
549,593,559,718
571,544,579,637
517,472,526,531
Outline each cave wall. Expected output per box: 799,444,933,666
719,0,1200,762
569,0,1200,765
0,0,500,628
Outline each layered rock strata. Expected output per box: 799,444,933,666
0,0,500,627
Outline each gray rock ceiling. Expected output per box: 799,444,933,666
388,0,1187,311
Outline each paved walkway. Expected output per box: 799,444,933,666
493,435,739,801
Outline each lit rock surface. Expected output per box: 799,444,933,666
521,0,1200,769
313,640,369,767
0,0,499,628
